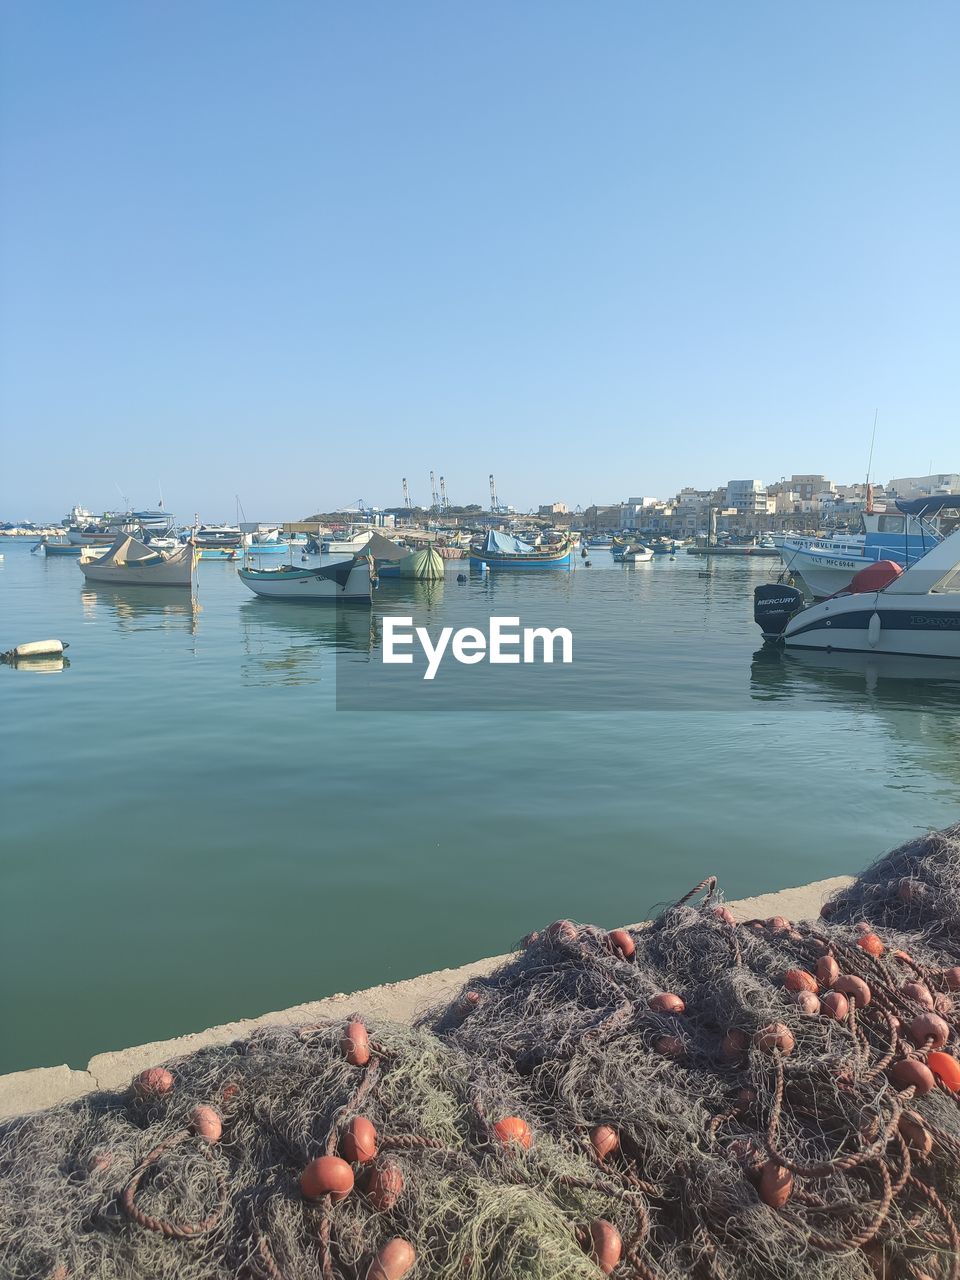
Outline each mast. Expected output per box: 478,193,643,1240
865,408,878,514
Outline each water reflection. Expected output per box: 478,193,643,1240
239,600,378,685
80,585,199,634
750,646,960,711
3,656,71,674
375,577,446,614
750,647,960,789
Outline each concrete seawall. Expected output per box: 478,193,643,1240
0,875,852,1121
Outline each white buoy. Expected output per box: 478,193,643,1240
1,639,69,663
867,612,882,648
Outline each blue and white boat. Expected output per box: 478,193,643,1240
469,530,574,570
39,536,84,556
779,498,955,598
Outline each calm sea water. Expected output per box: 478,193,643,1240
2,538,958,1074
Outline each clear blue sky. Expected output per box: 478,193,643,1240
1,1,957,521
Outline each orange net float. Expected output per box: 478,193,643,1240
300,1156,354,1202
492,1116,532,1150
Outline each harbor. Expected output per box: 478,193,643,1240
2,524,960,1077
2,2,959,1274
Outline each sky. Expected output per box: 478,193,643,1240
1,1,957,522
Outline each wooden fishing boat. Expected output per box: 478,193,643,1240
469,531,574,570
238,555,374,602
78,535,197,587
40,536,83,556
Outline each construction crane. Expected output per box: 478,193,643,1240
402,478,411,510
429,471,439,514
489,473,499,513
439,476,448,511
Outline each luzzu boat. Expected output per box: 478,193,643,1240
779,498,955,598
469,530,574,570
40,536,83,556
238,554,374,602
78,535,198,587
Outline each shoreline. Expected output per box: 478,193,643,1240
0,873,852,1121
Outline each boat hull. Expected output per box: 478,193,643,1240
42,539,83,556
78,546,196,587
783,597,960,659
238,561,372,601
197,546,243,561
783,547,883,598
468,547,573,570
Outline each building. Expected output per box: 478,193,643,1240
789,474,833,502
724,480,770,516
538,502,568,516
887,474,960,500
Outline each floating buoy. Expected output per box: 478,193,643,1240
783,969,818,994
759,1160,793,1208
648,993,685,1014
926,1050,960,1091
300,1156,354,1201
753,1023,795,1055
607,928,635,959
493,1116,532,1149
588,1219,622,1274
889,1057,935,1095
1,639,69,664
189,1106,223,1143
341,1116,378,1163
820,992,849,1021
341,1020,371,1066
834,975,871,1007
457,573,467,583
367,1237,416,1280
133,1067,174,1101
364,1160,404,1209
906,1013,949,1050
589,1124,619,1161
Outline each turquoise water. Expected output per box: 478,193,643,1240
1,538,958,1074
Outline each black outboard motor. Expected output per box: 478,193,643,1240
753,582,804,641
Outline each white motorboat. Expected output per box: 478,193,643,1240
238,555,373,602
779,498,954,597
322,531,375,556
620,544,654,562
755,527,960,659
193,523,242,546
78,535,197,587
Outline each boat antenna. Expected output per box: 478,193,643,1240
865,408,878,490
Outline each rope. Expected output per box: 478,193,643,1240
121,1131,227,1238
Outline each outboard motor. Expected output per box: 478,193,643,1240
753,582,804,641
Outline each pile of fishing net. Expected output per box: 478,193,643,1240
3,826,960,1280
823,823,960,960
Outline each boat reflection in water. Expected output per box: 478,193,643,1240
750,646,960,788
238,578,448,686
750,645,960,709
239,599,379,686
80,584,199,634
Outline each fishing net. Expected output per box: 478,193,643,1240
822,823,960,959
3,826,960,1280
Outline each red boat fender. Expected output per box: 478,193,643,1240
844,561,903,594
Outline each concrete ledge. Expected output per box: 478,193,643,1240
0,875,852,1121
